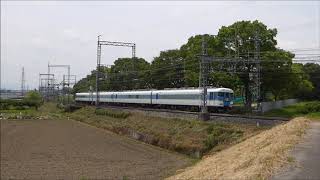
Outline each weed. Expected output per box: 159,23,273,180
287,156,295,163
204,123,244,151
95,108,130,119
265,101,320,118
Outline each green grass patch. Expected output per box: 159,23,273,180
95,108,131,119
307,112,320,121
265,101,320,119
204,123,244,151
0,102,65,120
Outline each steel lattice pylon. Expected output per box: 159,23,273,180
95,36,136,106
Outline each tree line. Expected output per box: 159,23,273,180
73,20,320,107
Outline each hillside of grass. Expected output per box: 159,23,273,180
167,117,310,180
68,106,267,157
265,101,320,120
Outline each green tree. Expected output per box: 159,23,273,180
108,57,150,90
291,63,314,99
303,63,320,99
73,20,316,105
150,50,185,89
217,20,278,108
150,34,225,89
261,49,295,101
72,66,110,93
180,34,226,87
23,91,42,110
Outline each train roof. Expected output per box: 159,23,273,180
76,87,233,95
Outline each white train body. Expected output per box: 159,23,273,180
75,88,234,109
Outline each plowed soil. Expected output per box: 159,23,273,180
0,119,191,179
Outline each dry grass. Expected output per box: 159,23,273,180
67,106,264,157
167,117,310,180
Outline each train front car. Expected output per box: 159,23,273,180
207,88,234,112
75,92,91,104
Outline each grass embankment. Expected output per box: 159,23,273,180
167,117,310,180
265,101,320,120
68,106,265,157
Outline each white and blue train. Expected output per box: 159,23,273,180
75,88,234,112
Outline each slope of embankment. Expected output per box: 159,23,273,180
167,117,310,180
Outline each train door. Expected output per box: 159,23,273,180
208,92,214,106
155,93,159,104
224,92,230,107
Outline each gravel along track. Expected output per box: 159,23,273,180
0,119,191,179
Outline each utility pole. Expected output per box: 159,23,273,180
184,57,187,87
254,31,261,112
47,62,50,101
96,35,101,107
199,37,210,121
48,64,71,104
67,65,70,105
21,67,25,96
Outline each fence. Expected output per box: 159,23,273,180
261,99,299,113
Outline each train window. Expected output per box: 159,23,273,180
225,93,230,98
116,94,117,99
218,92,224,97
230,93,233,100
136,95,139,99
156,94,159,99
209,92,214,100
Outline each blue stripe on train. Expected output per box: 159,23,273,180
224,101,230,107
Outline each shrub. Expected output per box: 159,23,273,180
57,103,82,112
297,101,320,114
0,99,26,110
23,91,42,110
95,108,131,119
204,123,243,151
0,100,10,110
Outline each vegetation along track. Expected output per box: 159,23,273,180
93,105,289,125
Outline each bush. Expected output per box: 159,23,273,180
23,91,42,110
95,108,131,119
64,104,82,112
0,100,10,110
297,101,320,114
0,99,27,110
204,123,243,151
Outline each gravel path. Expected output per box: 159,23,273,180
272,121,320,180
0,119,191,179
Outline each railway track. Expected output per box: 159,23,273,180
96,105,289,122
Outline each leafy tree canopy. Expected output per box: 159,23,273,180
73,20,318,104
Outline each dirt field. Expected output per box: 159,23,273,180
0,119,192,179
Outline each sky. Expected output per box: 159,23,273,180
1,1,320,90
